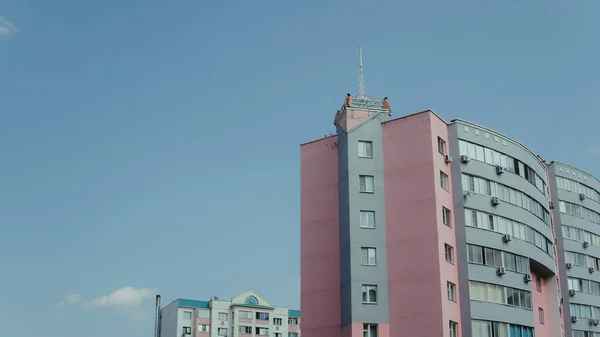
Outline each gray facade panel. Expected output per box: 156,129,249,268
560,214,600,237
448,124,472,337
337,130,352,327
564,239,600,261
338,114,389,327
467,264,532,291
465,227,556,275
469,300,534,327
454,121,547,185
568,291,600,307
571,322,600,334
558,189,600,216
461,159,548,208
463,193,554,244
566,266,600,283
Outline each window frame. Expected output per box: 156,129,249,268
445,244,454,264
440,171,449,191
361,247,377,266
359,175,375,193
360,210,376,229
538,307,544,324
447,282,456,302
438,137,446,155
442,207,452,227
449,321,458,337
361,284,378,304
358,140,374,158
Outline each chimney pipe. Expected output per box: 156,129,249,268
154,295,161,337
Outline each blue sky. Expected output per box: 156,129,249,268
0,0,599,336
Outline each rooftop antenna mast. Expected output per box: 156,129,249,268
358,45,366,97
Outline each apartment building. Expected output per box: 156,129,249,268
300,92,600,337
549,162,600,337
158,290,300,337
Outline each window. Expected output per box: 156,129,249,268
447,282,456,301
359,175,375,193
218,328,227,336
360,210,376,229
275,334,282,337
538,307,544,324
469,281,533,310
288,317,299,325
438,137,446,155
288,333,299,337
218,312,228,321
255,327,269,336
198,310,209,318
363,323,378,337
358,141,373,158
183,311,192,319
361,285,378,304
445,244,454,263
273,318,282,325
536,276,542,292
239,311,252,320
472,320,533,337
198,325,210,333
183,327,192,335
255,312,269,320
440,171,449,190
361,247,377,266
442,207,452,227
466,244,530,274
449,321,458,337
239,326,252,334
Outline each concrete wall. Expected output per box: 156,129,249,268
338,108,389,331
382,111,456,337
300,136,341,337
160,301,179,337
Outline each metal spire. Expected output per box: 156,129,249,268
358,46,365,97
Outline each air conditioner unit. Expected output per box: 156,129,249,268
445,155,452,163
497,267,506,276
589,267,595,274
496,165,505,175
491,197,500,206
523,273,532,283
592,319,600,326
583,241,589,248
580,193,586,201
566,263,573,269
569,289,576,297
549,201,555,209
554,238,559,244
460,155,470,163
503,234,512,243
572,316,578,323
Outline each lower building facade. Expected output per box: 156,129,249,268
300,93,600,337
158,290,300,337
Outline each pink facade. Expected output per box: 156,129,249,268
382,111,460,337
531,272,551,337
300,136,341,337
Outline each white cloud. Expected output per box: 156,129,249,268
56,287,156,322
0,16,19,38
56,293,82,306
84,286,155,308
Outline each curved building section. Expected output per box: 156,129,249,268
448,119,561,337
548,162,600,337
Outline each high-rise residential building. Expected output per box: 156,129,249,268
157,290,300,337
299,51,600,337
548,162,600,337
